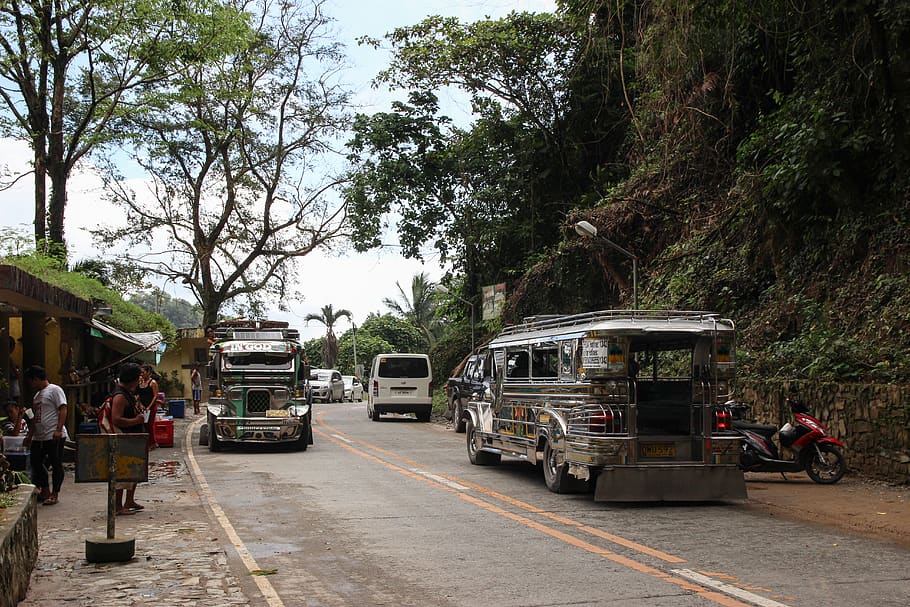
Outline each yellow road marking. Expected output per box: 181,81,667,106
315,414,783,607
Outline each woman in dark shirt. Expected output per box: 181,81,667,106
111,363,146,514
137,364,161,448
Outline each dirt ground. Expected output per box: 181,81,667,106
741,471,910,547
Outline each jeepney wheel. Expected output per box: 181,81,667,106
451,397,466,433
466,419,500,466
207,415,222,452
296,422,311,451
542,440,585,494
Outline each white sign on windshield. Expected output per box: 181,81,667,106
581,338,625,371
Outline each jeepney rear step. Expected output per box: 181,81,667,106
593,465,746,502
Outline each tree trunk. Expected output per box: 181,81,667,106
32,137,48,245
46,58,69,259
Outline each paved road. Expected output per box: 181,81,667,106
16,405,910,606
195,403,910,607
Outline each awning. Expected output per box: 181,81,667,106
89,319,167,364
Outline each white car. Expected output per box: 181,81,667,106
309,369,344,402
342,375,364,402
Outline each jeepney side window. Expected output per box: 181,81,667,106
505,348,530,379
558,340,576,381
531,345,558,378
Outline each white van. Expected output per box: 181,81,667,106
367,353,433,422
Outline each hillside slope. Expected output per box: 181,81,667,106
506,1,910,384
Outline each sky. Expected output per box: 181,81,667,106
0,0,557,341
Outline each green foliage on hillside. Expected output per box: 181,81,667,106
349,1,910,383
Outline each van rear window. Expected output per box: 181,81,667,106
378,357,429,378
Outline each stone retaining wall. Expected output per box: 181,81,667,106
0,484,37,607
741,381,910,483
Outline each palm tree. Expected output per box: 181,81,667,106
305,304,352,369
383,272,441,350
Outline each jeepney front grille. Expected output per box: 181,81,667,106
247,389,271,413
567,404,628,437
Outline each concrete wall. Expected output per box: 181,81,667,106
741,381,910,483
0,484,38,607
158,329,210,400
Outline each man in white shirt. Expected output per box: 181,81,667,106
23,365,68,505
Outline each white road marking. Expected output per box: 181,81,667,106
672,569,792,607
184,419,287,607
410,468,469,491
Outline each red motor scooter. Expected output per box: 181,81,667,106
728,397,847,484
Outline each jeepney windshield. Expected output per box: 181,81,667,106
221,350,295,371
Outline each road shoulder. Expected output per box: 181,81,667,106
741,472,910,547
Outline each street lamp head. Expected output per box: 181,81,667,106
432,284,451,295
574,220,598,238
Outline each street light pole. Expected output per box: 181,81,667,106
574,220,639,310
350,319,359,375
434,284,475,352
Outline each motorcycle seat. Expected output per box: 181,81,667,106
732,420,778,438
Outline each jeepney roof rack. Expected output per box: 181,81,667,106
499,309,727,337
214,327,300,341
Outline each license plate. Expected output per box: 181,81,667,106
640,443,675,458
265,409,289,417
392,389,413,396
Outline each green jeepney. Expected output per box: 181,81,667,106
200,324,312,451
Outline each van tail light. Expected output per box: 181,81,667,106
714,410,732,432
590,412,613,433
429,380,432,396
372,379,378,396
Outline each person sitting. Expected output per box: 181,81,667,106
2,400,28,436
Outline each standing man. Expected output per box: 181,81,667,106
190,364,202,415
23,365,67,506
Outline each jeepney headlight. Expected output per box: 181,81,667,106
288,404,311,417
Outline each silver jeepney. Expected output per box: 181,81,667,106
462,310,746,502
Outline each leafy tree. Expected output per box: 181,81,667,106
128,289,202,329
382,272,441,349
301,337,322,370
0,0,247,258
305,304,351,370
336,330,392,377
357,313,424,354
70,258,149,296
93,0,349,326
346,11,629,308
300,337,323,370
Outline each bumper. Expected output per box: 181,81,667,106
211,416,308,443
372,401,432,415
594,465,747,502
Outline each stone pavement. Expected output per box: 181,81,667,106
17,415,251,607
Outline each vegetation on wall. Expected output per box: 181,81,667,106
0,253,175,343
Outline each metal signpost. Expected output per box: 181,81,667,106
75,433,149,562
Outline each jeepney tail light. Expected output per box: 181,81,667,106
590,412,613,433
714,410,732,432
